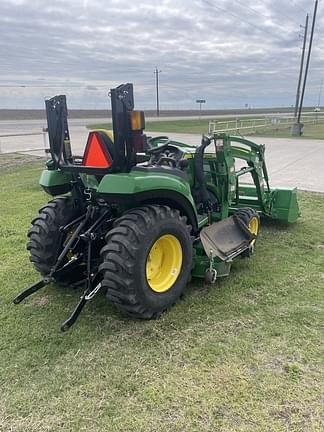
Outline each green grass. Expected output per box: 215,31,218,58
88,117,324,139
88,118,213,134
0,155,324,431
253,121,324,139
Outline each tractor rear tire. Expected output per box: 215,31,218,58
99,205,193,319
27,197,81,276
234,207,260,258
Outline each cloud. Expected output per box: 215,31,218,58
0,0,322,109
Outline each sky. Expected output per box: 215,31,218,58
0,0,323,110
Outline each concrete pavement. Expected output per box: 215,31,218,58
150,132,324,193
0,120,323,193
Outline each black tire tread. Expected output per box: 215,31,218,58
99,205,192,319
234,207,260,228
27,197,79,275
234,207,260,257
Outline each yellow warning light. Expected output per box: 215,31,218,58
131,111,145,131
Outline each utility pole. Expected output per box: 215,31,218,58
317,79,323,107
296,0,319,131
154,67,161,117
293,14,309,119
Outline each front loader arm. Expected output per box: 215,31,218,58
226,135,270,192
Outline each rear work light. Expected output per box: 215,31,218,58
82,131,113,168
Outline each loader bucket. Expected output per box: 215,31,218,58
269,187,300,223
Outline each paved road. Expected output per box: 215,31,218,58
150,132,324,193
1,110,322,132
0,120,323,193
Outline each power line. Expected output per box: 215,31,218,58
233,0,272,21
233,0,301,27
200,0,292,41
251,0,303,26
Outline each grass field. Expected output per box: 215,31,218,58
88,118,213,134
0,156,323,432
88,117,324,139
253,121,324,139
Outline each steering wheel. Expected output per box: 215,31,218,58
156,156,177,167
146,139,171,155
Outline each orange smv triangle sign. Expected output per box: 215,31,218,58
83,132,112,168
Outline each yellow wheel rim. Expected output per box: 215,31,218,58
146,234,183,293
248,216,259,245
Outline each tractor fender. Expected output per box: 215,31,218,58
97,172,199,232
39,169,72,196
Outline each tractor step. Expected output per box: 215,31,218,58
200,216,254,261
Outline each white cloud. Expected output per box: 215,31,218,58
0,0,322,109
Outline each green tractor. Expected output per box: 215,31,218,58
14,83,300,331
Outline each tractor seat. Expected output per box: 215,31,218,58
82,130,114,168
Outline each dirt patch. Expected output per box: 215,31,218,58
0,153,45,171
32,295,51,307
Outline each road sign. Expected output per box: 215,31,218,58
196,99,206,103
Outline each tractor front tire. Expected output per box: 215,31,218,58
99,205,193,319
27,197,81,276
234,207,260,258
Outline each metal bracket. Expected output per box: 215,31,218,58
205,249,217,284
85,283,102,301
14,205,113,331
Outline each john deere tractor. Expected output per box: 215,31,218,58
14,83,300,331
